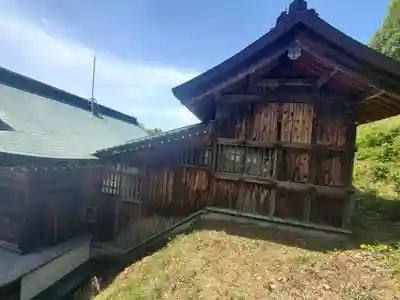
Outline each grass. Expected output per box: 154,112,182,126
354,116,400,199
93,116,400,300
94,226,400,300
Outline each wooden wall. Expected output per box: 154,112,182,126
96,91,356,249
212,98,355,227
0,168,29,251
0,165,105,253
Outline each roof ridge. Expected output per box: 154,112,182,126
0,66,140,126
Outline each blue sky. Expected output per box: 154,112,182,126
0,0,390,129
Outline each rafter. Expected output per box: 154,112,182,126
317,68,339,88
185,40,324,105
185,49,287,105
357,89,384,105
297,37,400,101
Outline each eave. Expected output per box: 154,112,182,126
172,10,400,124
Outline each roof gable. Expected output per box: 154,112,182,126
172,1,400,123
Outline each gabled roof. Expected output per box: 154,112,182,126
172,0,400,123
0,67,148,159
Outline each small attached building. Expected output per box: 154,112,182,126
0,65,148,298
0,65,148,254
95,0,400,250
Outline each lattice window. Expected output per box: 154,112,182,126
102,165,121,195
102,164,141,202
180,147,211,167
215,144,275,177
216,145,245,173
245,148,275,177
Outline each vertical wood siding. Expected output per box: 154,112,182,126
95,92,356,251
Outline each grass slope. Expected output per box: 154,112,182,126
355,116,400,199
95,227,400,300
95,116,400,300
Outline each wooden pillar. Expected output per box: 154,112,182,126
342,112,357,229
303,193,313,222
269,147,280,217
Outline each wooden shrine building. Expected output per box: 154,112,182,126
0,65,147,298
94,0,400,249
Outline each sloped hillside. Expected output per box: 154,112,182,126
355,116,400,198
352,116,400,232
94,226,400,300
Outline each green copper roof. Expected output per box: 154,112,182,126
0,80,148,159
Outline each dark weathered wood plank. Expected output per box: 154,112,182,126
256,78,317,88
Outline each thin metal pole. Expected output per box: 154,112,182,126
91,56,96,100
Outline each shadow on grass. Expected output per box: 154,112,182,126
197,189,400,253
349,189,400,245
69,232,185,300
70,189,400,299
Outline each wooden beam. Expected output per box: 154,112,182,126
297,37,400,101
217,92,350,105
187,47,290,104
317,68,338,88
268,189,276,217
303,194,312,222
217,94,262,103
255,78,316,88
379,96,400,111
213,172,352,197
248,59,281,85
218,93,315,104
214,138,349,152
357,90,384,105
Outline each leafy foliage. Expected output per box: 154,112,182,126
369,0,400,60
354,116,400,200
145,128,163,136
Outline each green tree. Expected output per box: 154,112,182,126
370,0,400,60
146,128,163,136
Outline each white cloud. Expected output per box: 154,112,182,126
0,10,199,130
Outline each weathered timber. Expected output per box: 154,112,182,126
317,68,339,88
187,47,289,105
0,163,106,253
297,37,400,102
91,22,374,249
256,78,317,88
94,92,356,248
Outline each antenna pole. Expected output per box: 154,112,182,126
91,56,96,100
